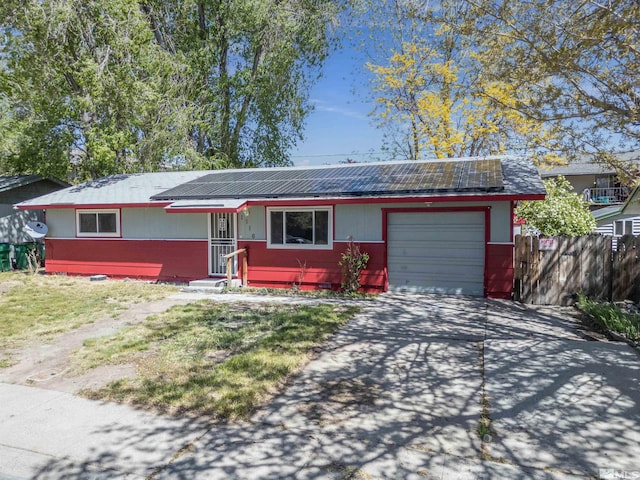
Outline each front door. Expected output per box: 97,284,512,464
209,213,237,276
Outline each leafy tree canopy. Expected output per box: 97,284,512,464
515,176,596,236
364,0,561,163
469,0,640,175
357,0,639,172
0,0,338,180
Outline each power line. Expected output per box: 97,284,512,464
290,151,388,158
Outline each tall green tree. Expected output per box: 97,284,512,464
0,0,337,180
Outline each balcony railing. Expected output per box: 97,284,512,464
586,187,631,204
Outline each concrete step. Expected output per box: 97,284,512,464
181,286,224,293
189,278,227,288
183,278,243,292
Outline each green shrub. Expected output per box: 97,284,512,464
577,294,640,341
339,238,369,295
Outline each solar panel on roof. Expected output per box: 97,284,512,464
151,159,504,200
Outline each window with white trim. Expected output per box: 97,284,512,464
614,220,633,236
267,207,332,248
76,209,120,237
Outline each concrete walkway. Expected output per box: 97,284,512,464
1,293,639,479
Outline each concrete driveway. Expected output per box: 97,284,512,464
1,293,639,479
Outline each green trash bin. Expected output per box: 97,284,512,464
0,243,10,272
13,242,43,270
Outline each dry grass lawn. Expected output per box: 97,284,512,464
76,301,359,420
0,272,360,420
0,272,177,366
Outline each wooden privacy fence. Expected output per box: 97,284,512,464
514,235,640,305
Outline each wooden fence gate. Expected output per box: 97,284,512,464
514,235,640,305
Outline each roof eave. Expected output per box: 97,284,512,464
0,175,70,194
17,192,545,210
16,201,172,210
620,187,640,216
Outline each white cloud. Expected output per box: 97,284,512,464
310,99,367,120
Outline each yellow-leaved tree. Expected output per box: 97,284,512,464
362,0,563,164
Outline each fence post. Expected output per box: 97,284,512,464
632,236,640,302
513,235,522,301
530,236,541,304
603,235,613,302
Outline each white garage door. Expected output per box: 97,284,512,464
387,211,485,296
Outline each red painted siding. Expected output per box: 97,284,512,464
44,238,209,282
238,241,386,293
486,243,514,299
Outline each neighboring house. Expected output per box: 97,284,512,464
538,151,640,242
17,157,545,298
592,187,640,248
0,175,70,244
538,151,640,207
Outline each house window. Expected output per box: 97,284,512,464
614,220,633,236
76,209,120,237
267,207,332,249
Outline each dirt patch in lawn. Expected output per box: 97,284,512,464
0,296,192,393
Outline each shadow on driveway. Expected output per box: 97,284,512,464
2,293,638,479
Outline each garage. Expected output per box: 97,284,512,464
386,211,486,296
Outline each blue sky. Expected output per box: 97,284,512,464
291,45,387,167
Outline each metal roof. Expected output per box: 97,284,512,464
0,175,69,193
153,157,538,201
17,171,209,207
592,187,640,222
18,156,545,209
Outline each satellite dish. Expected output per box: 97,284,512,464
25,221,48,239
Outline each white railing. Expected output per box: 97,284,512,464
586,187,630,204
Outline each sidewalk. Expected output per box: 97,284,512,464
0,383,210,479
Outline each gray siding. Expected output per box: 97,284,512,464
238,206,266,241
596,217,640,250
595,223,614,236
45,207,208,239
44,209,76,238
334,204,382,242
0,178,67,243
43,200,513,244
335,201,512,243
122,209,207,240
489,201,511,242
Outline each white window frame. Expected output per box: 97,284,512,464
76,209,121,238
266,206,333,250
614,220,633,237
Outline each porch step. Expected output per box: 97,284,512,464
182,278,243,292
189,279,227,288
182,278,226,293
